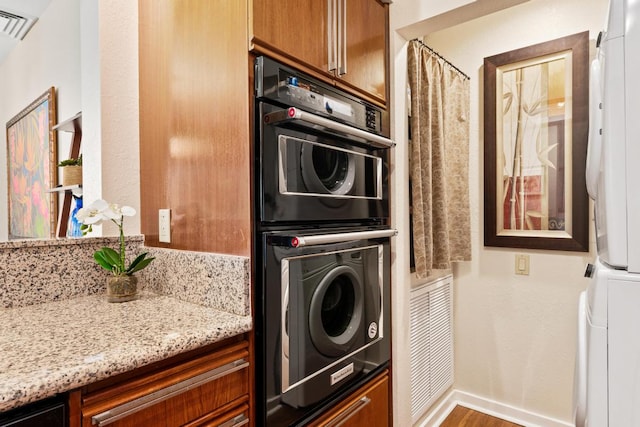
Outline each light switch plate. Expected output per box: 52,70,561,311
159,209,171,243
515,254,530,275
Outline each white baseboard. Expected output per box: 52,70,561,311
415,389,574,427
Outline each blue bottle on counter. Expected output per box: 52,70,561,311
67,196,83,238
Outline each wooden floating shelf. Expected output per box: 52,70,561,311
53,112,82,238
47,184,82,193
53,112,82,132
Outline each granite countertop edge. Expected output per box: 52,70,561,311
0,292,252,413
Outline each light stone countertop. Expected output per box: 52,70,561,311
0,292,252,412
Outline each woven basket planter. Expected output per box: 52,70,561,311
62,165,82,186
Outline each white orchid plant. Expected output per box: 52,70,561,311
76,199,154,276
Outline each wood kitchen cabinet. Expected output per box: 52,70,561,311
68,337,250,427
139,0,387,254
308,371,390,427
250,0,389,107
138,0,251,256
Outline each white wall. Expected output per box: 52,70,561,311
97,0,140,237
391,0,475,31
0,0,81,241
391,0,607,424
0,0,141,239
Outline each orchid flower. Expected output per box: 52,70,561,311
76,199,154,276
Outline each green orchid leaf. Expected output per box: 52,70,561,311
93,250,113,266
127,257,155,274
127,252,149,270
126,252,155,274
99,247,122,268
93,251,115,272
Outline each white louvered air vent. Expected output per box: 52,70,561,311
409,274,454,423
0,9,37,40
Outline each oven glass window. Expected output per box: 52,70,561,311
308,264,363,358
278,135,382,199
312,146,350,193
321,275,355,337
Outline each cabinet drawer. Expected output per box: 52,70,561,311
309,372,389,427
79,340,249,427
184,401,249,427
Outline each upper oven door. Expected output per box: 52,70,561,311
258,103,393,226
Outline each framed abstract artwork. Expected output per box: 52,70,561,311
6,87,57,239
483,32,589,251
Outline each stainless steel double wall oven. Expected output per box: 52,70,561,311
254,57,394,426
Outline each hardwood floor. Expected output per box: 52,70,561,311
439,405,523,427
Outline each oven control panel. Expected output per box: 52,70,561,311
365,106,380,132
256,56,385,136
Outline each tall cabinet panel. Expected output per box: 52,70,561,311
250,0,388,107
251,0,329,76
139,0,251,256
338,0,387,104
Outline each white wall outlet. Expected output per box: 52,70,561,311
159,209,171,243
515,254,530,275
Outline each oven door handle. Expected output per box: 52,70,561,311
276,229,397,248
263,107,395,149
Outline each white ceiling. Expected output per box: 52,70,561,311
0,0,51,65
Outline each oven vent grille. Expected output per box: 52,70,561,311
0,9,37,40
409,274,454,423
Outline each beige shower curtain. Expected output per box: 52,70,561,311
408,40,471,279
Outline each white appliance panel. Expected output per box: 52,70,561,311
585,309,607,427
624,0,640,273
580,259,640,426
595,30,627,268
586,57,602,200
577,3,640,425
583,260,609,427
573,291,587,427
608,277,640,426
589,0,640,272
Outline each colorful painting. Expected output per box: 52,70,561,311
6,88,57,239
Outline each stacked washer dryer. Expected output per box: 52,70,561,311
574,0,640,425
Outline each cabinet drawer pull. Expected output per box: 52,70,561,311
91,358,249,426
328,0,337,71
217,413,249,427
337,0,347,76
325,396,371,427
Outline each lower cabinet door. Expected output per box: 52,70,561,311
79,340,250,427
310,372,390,427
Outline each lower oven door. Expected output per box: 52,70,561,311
260,228,393,424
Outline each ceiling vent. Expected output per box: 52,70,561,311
0,9,37,40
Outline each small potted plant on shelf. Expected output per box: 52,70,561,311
58,154,83,186
77,199,155,303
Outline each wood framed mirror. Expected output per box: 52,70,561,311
483,32,589,251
